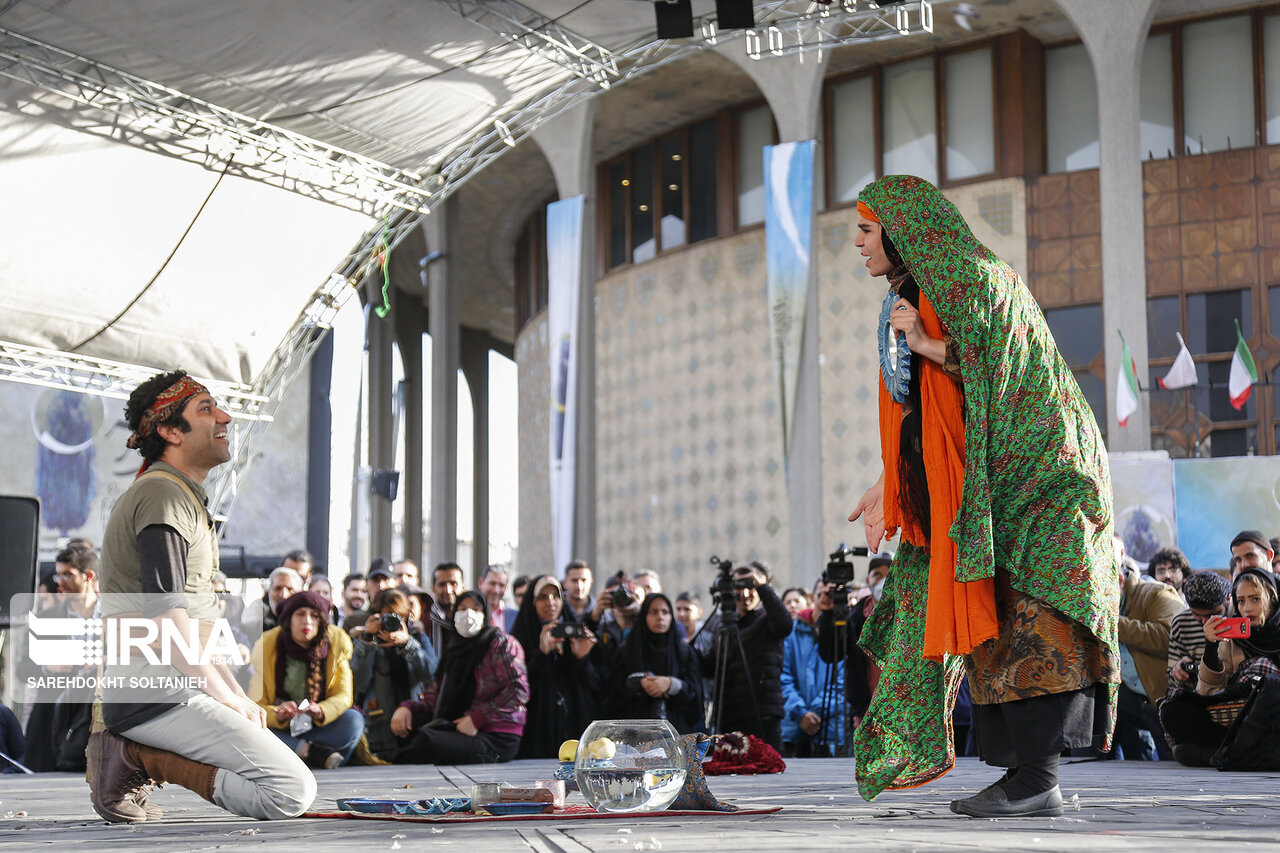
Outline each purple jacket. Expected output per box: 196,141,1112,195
401,632,528,736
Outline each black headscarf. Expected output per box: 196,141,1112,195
510,574,565,657
434,590,499,721
619,593,677,677
1232,569,1280,661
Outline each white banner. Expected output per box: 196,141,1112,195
546,195,585,573
763,140,815,467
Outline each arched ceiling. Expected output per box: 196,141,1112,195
0,0,1268,380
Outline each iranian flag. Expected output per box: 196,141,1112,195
1228,319,1259,410
1157,332,1197,389
1116,330,1140,427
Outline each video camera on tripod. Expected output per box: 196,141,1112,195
822,544,869,600
812,544,867,757
703,555,765,737
708,555,754,614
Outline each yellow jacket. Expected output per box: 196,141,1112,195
1119,570,1185,707
251,624,354,729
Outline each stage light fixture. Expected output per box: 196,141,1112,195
716,0,755,30
653,0,694,39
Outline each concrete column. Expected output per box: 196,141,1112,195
393,296,426,570
532,101,597,569
305,328,332,568
461,329,490,580
426,196,460,570
1055,0,1158,450
366,301,395,563
716,49,830,581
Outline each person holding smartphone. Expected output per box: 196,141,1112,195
611,593,706,734
1160,568,1280,766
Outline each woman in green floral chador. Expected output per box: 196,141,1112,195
848,175,1119,818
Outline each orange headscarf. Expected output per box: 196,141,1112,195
878,290,997,662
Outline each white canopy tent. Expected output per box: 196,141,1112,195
0,0,942,518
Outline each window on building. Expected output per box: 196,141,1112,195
1146,296,1181,360
688,119,718,243
1183,15,1254,154
883,56,937,184
1266,16,1280,143
1147,289,1262,457
1043,304,1106,431
736,104,772,227
829,74,876,205
631,143,656,263
1046,43,1099,173
1140,32,1175,159
944,47,995,181
514,199,552,332
659,135,686,253
602,119,721,269
1186,290,1252,355
608,160,628,269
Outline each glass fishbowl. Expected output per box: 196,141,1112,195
573,719,687,813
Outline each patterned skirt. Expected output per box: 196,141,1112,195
852,546,1117,800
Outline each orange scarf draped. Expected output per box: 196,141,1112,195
878,290,998,661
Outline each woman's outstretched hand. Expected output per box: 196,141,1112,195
850,475,886,552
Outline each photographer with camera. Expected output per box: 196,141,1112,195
610,593,706,734
701,561,792,753
350,587,439,761
511,575,602,759
814,548,876,740
1166,571,1232,692
591,572,646,671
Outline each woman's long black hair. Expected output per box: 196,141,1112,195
882,228,931,536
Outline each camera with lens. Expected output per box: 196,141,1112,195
609,571,635,609
379,612,404,633
823,544,868,584
822,544,869,601
1179,659,1199,680
551,622,588,640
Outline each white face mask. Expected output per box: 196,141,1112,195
454,608,485,638
869,579,885,601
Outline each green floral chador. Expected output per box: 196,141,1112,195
852,175,1120,801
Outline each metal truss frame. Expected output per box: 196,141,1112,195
0,26,434,216
428,1,946,214
0,0,944,528
442,0,620,84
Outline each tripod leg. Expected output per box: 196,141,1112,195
712,631,730,733
730,626,767,743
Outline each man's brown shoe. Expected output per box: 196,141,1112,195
86,731,148,824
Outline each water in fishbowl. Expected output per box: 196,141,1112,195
578,767,687,813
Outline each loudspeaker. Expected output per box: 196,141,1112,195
0,496,40,627
714,0,754,30
654,0,694,39
371,469,400,501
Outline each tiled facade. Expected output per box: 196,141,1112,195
515,314,553,576
517,177,1029,593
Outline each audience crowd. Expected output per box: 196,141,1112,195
7,527,1280,774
